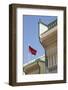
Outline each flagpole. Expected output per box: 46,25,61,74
28,44,32,63
28,44,30,63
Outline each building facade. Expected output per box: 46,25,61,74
40,19,57,73
23,56,46,74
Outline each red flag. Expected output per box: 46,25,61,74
29,46,37,55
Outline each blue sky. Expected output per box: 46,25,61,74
23,15,57,64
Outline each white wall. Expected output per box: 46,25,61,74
0,0,68,90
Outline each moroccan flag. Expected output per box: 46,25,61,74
29,46,37,55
